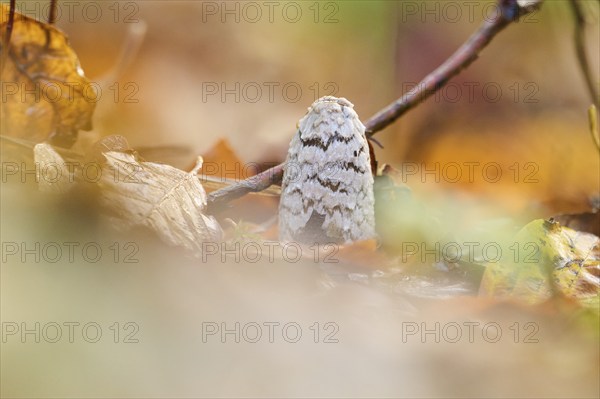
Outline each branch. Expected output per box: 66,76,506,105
206,163,284,212
206,0,542,212
365,0,540,134
569,0,599,107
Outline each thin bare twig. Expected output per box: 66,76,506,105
365,0,539,134
0,0,16,75
206,0,541,212
96,22,148,90
48,0,58,25
569,0,599,107
206,164,285,212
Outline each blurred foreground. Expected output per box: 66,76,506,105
1,182,599,398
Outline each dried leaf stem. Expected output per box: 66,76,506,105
569,0,599,107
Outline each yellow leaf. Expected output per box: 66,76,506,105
0,4,95,147
480,219,600,308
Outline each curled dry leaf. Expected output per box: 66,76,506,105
32,143,74,193
86,134,131,164
0,4,95,147
99,151,223,254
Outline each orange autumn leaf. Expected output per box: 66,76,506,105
199,139,249,183
200,139,279,222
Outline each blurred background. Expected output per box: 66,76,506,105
49,0,599,214
2,0,599,397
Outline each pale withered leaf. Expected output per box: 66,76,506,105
99,151,222,253
33,143,74,193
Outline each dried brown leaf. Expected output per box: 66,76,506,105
33,143,74,193
0,4,95,147
99,151,222,254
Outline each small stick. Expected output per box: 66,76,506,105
48,0,58,25
365,0,537,135
206,164,285,212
